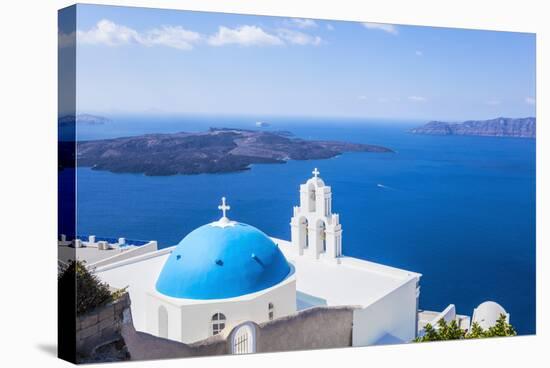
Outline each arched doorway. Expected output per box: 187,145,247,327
231,323,256,354
158,306,168,338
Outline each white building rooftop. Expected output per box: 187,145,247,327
94,237,420,334
58,236,158,269
273,238,420,309
58,245,131,265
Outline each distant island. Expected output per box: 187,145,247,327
410,117,535,138
59,114,111,126
77,128,393,176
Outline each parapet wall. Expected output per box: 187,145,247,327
256,306,355,353
76,292,130,358
121,305,357,361
92,241,158,269
121,309,227,360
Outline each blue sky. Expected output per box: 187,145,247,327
65,4,536,121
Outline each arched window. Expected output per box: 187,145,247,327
268,302,274,320
211,312,226,336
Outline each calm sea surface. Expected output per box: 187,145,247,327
70,115,536,334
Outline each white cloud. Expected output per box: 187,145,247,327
140,26,201,50
326,23,335,31
358,95,368,101
277,29,322,46
408,95,427,102
415,50,423,56
77,19,140,46
525,96,536,105
290,18,318,29
75,20,324,50
362,22,398,35
486,99,501,106
76,19,201,50
208,25,283,47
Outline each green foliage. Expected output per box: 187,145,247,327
465,322,485,339
58,260,127,315
415,314,516,342
484,314,517,337
415,323,438,342
436,318,465,340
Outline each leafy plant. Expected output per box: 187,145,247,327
58,260,126,315
465,322,485,339
484,314,517,337
415,314,516,342
437,318,466,340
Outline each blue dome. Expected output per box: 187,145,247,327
156,222,291,300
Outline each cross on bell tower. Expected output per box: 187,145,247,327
312,168,320,178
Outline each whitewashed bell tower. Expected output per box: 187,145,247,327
290,168,342,260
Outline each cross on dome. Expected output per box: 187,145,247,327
312,168,320,178
212,196,236,228
218,197,230,219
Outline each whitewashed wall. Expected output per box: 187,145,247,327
145,278,297,343
95,250,172,333
352,277,418,346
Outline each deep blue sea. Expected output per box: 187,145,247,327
70,115,536,334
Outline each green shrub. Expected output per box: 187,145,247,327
415,314,516,342
58,260,126,315
482,314,517,338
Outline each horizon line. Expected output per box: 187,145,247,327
62,111,536,123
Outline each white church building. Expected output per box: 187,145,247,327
95,169,424,348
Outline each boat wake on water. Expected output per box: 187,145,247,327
377,183,396,190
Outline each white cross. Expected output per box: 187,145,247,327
218,197,230,218
312,168,320,178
